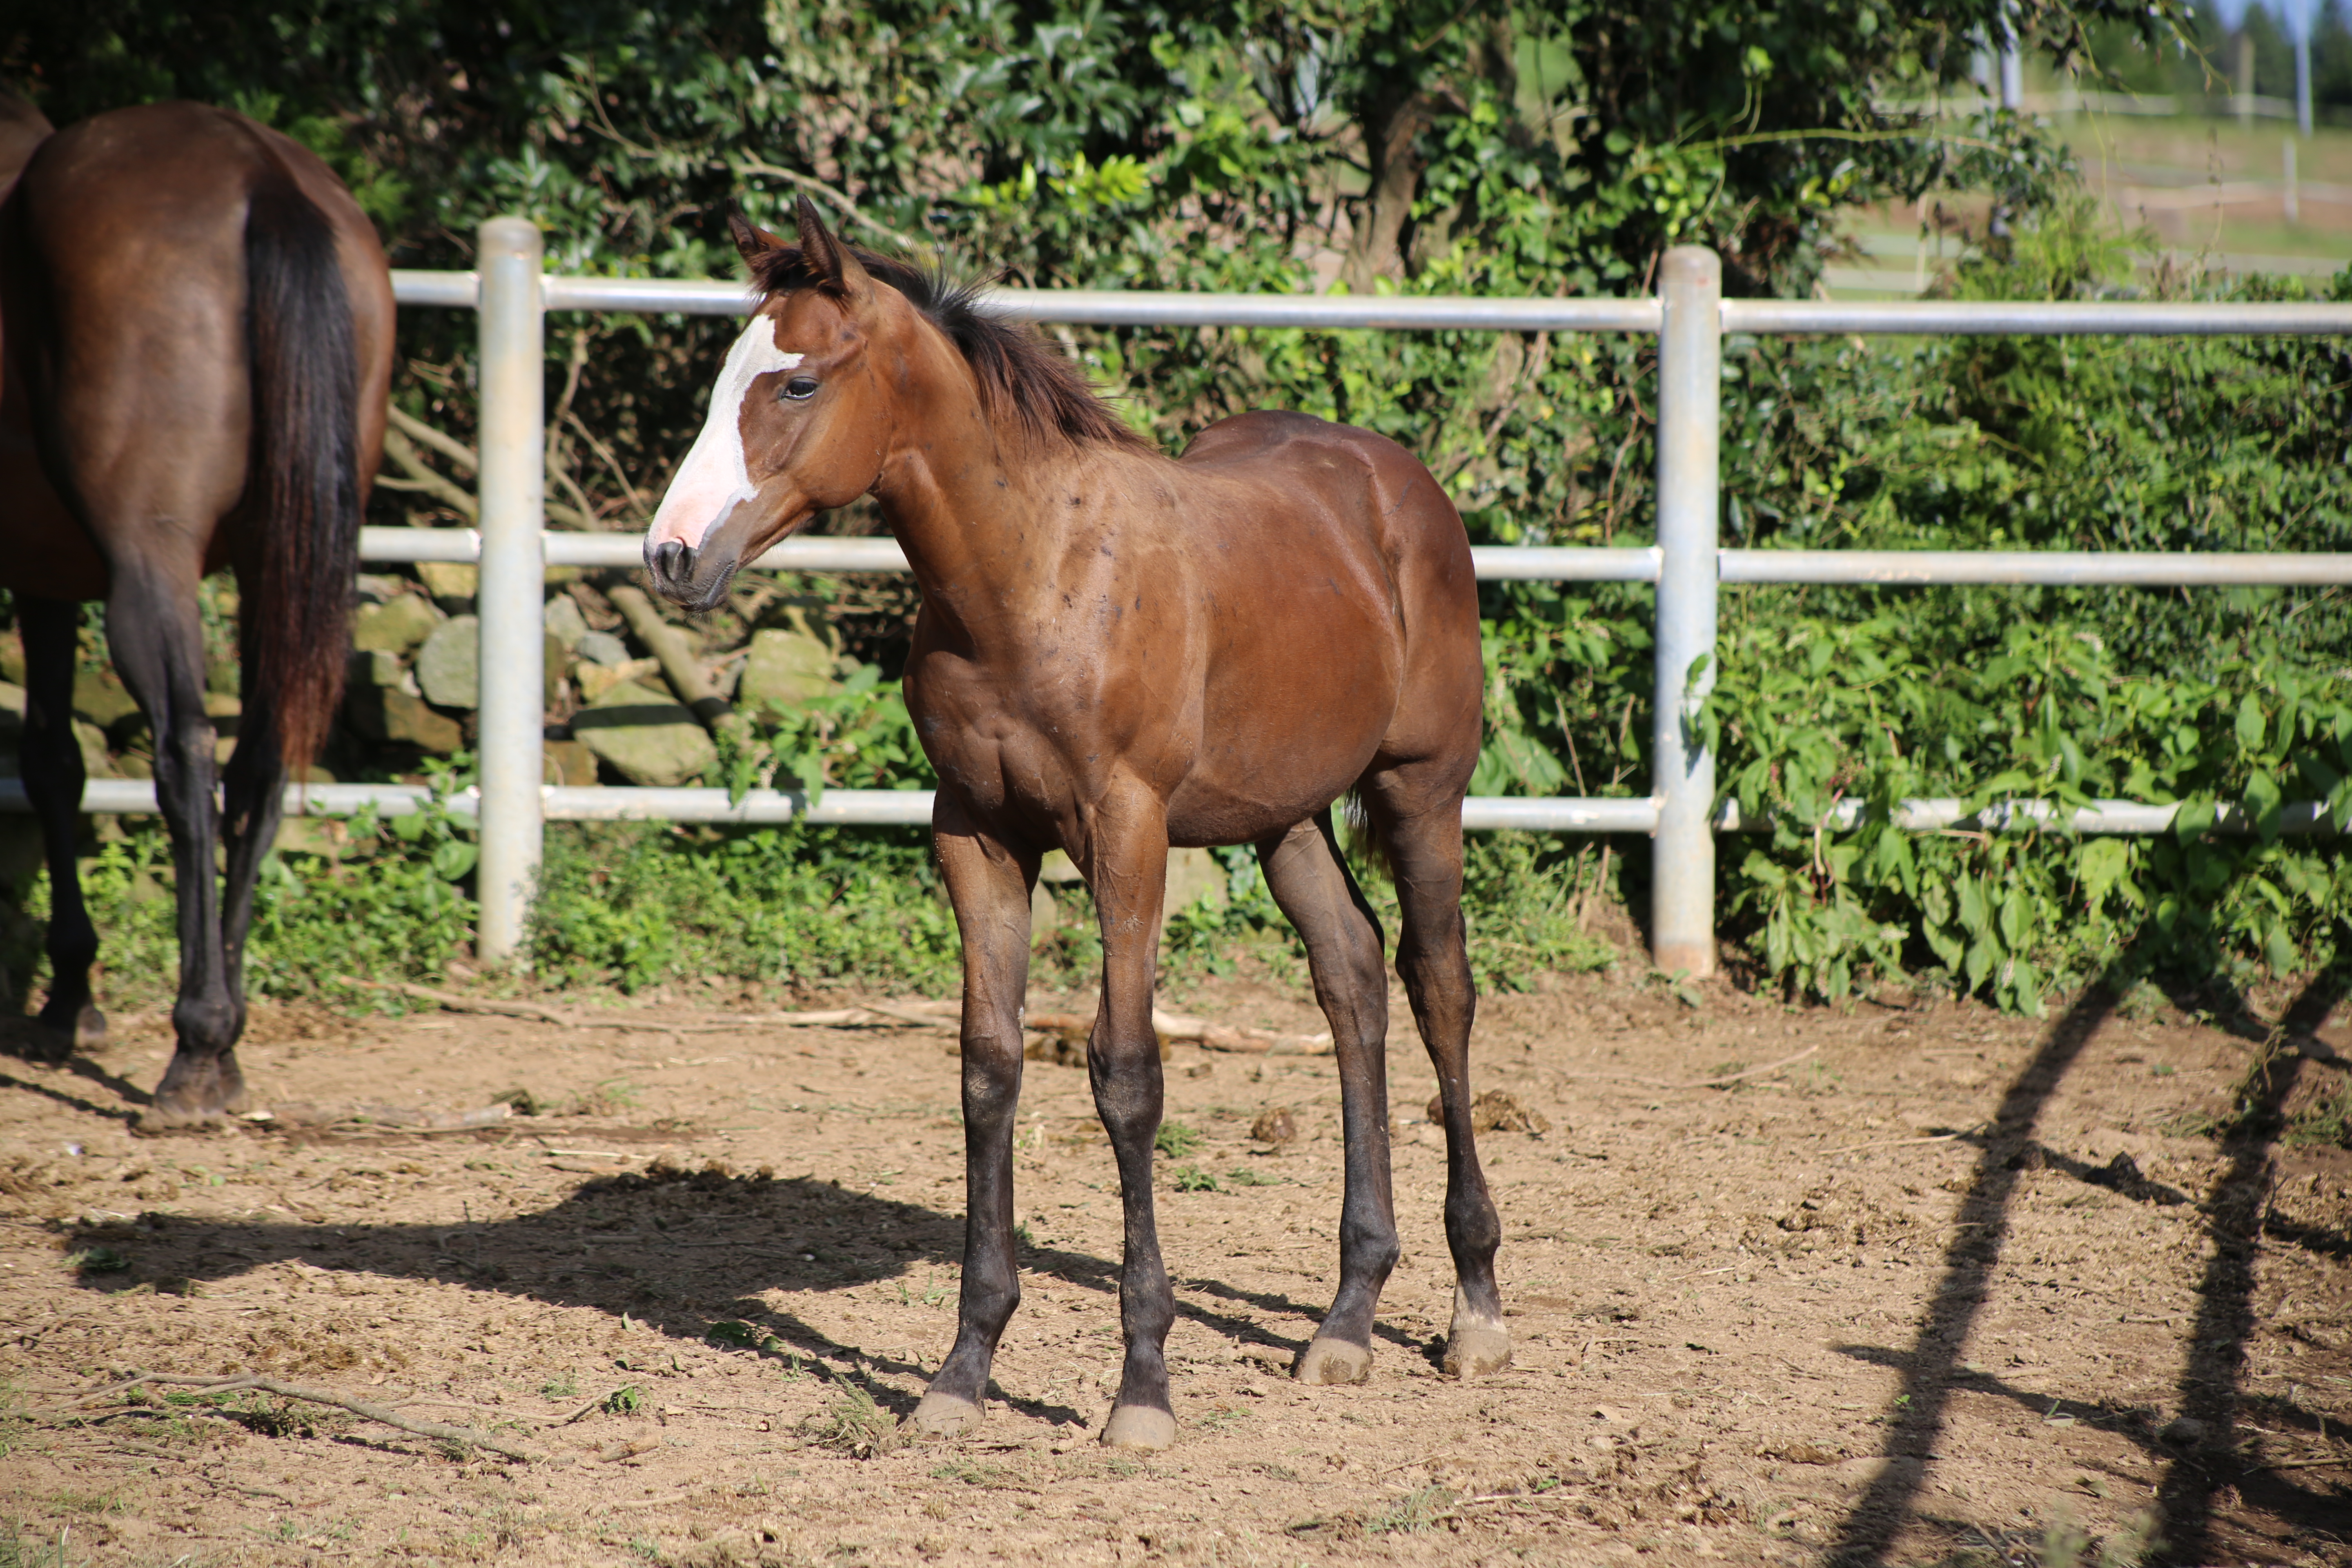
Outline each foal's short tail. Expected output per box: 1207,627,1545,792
1340,790,1398,888
242,169,360,770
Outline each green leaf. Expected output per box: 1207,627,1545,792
2235,692,2265,753
2078,837,2130,909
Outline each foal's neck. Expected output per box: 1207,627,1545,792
869,327,1144,638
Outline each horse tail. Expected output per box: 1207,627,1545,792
1339,789,1398,888
241,167,360,771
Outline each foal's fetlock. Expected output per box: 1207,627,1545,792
1442,1285,1512,1379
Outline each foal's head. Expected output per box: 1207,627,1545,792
643,196,1141,609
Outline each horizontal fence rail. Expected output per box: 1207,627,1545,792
393,271,2352,337
18,781,2336,842
356,528,2352,586
339,247,2352,968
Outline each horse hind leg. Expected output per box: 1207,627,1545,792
17,599,104,1060
105,564,244,1123
1254,812,1397,1385
1360,777,1508,1378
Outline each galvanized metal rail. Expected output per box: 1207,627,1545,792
40,248,2345,972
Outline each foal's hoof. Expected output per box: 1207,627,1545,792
1294,1337,1372,1385
137,1099,230,1133
906,1391,984,1439
1442,1297,1512,1380
71,1004,109,1053
1099,1405,1176,1451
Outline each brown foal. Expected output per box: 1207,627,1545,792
644,199,1505,1449
0,102,391,1120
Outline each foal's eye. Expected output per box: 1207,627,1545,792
779,376,820,402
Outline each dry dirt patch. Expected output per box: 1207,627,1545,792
1,972,2348,1566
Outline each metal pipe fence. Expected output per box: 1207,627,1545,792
38,231,2352,972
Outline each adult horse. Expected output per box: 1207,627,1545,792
644,198,1505,1449
0,101,392,1123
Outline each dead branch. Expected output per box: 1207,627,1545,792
728,157,925,251
1025,1008,1334,1057
606,584,750,743
333,975,956,1035
73,1371,547,1463
378,408,594,530
387,405,478,474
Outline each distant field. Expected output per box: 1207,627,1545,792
1828,111,2352,297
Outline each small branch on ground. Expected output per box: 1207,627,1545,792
332,976,957,1035
71,1371,547,1463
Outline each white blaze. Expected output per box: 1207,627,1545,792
647,317,805,550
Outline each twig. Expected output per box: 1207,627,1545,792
1673,1043,1820,1089
74,1371,544,1463
1544,1043,1822,1091
1821,1125,1984,1156
335,977,575,1026
727,157,926,251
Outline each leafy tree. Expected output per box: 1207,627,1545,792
20,0,2352,1016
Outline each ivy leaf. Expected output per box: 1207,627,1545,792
430,840,479,883
2243,770,2283,843
2078,837,2131,915
2235,692,2265,754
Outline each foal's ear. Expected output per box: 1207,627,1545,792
727,203,787,265
793,194,871,303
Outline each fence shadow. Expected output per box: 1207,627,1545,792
1824,984,2114,1568
2152,974,2345,1566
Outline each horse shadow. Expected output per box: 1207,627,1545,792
56,1154,1400,1430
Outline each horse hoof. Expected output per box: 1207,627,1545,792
1099,1405,1176,1451
72,1004,107,1053
1442,1318,1512,1380
137,1100,229,1133
905,1391,983,1438
1293,1337,1372,1385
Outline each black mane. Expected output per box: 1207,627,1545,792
748,243,1152,455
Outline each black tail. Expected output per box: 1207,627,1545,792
1340,789,1398,887
242,170,360,771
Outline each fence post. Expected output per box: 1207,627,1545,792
1650,246,1722,978
473,216,546,965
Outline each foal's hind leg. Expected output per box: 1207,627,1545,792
1362,779,1508,1377
910,791,1038,1438
1254,813,1397,1384
18,599,103,1058
216,568,288,1044
105,562,244,1122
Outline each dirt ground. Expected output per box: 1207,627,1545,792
2,963,2349,1568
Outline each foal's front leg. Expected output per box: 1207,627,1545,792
1085,795,1177,1449
909,793,1038,1438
